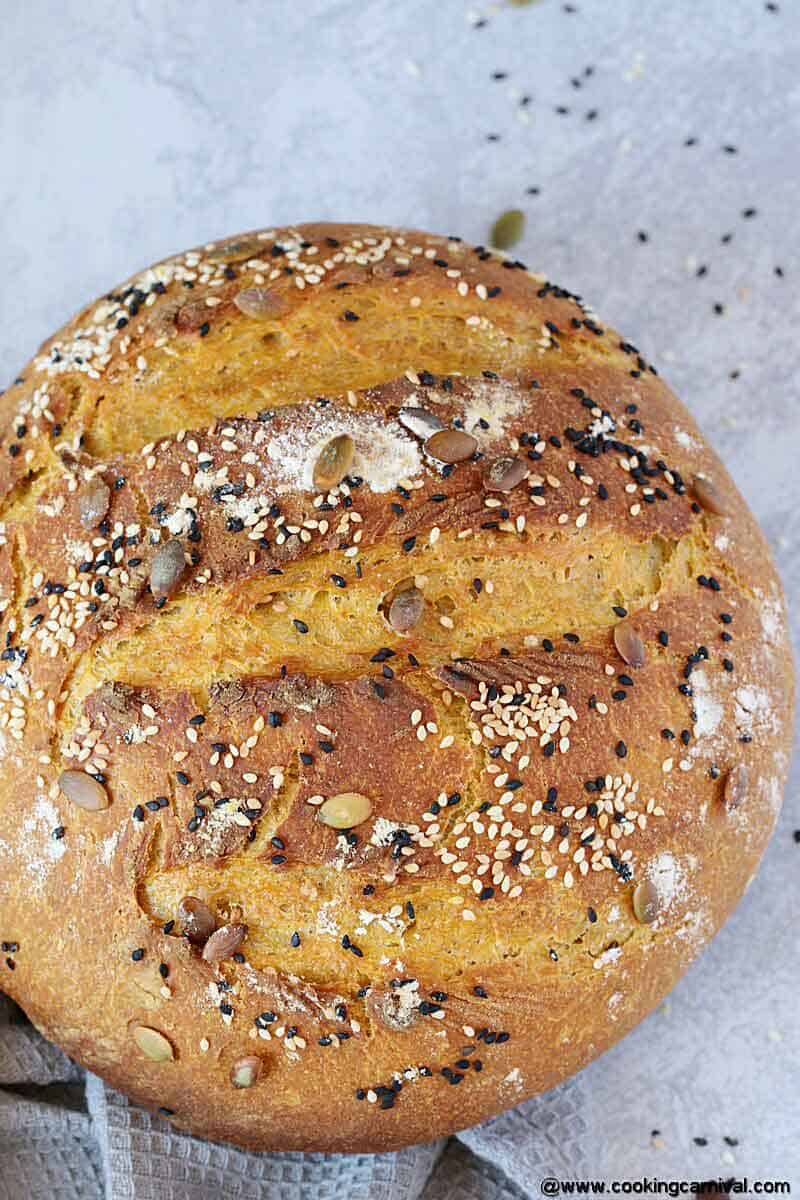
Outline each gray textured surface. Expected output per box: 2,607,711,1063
0,0,798,1193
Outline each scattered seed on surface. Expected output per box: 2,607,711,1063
132,1025,174,1062
613,620,647,669
231,1056,262,1089
398,406,445,440
78,478,111,529
202,923,248,963
425,428,478,464
692,474,728,516
233,287,287,318
319,792,373,829
484,456,528,492
490,209,526,250
58,770,109,812
723,763,749,811
177,896,216,945
150,538,186,599
313,433,354,491
633,878,661,924
387,586,425,634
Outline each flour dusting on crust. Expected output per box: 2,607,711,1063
265,412,421,494
459,377,527,446
21,795,67,892
691,669,723,741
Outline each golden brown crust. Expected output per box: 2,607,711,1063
0,222,793,1152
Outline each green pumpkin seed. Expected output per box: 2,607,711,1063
490,209,526,251
318,792,372,829
133,1025,174,1062
206,237,265,263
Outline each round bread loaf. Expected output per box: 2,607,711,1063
0,223,793,1152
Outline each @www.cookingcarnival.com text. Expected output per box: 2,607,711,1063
539,1180,791,1196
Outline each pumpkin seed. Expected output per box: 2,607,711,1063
723,763,749,811
613,620,647,669
318,792,372,829
424,428,478,464
78,478,111,529
175,299,210,333
692,474,728,516
335,266,369,285
398,406,445,440
58,769,109,812
312,434,355,491
233,287,287,318
231,1055,262,1089
132,1025,174,1062
206,237,264,263
484,456,527,492
202,922,247,963
371,258,401,279
490,209,526,251
632,878,660,924
150,539,186,600
177,896,216,945
387,586,425,634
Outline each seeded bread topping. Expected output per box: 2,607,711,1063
0,222,793,1153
